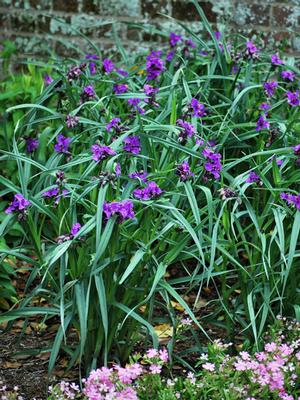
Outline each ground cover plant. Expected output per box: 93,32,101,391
43,317,300,399
0,1,300,387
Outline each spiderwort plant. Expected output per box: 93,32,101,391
1,2,300,376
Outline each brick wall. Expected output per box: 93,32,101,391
0,0,300,58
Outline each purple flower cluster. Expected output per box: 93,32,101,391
271,53,284,66
169,32,182,47
44,74,53,85
103,200,135,222
128,171,148,183
54,134,71,154
81,85,96,103
190,98,207,117
91,145,116,162
256,114,270,131
286,90,300,106
202,148,222,180
67,64,85,82
113,83,128,94
128,98,145,114
42,187,69,204
146,51,164,81
25,137,39,153
246,171,261,184
176,161,194,181
281,70,295,82
5,193,31,215
144,84,159,106
57,222,82,244
86,54,99,75
176,119,196,143
103,58,115,74
123,136,141,154
263,81,278,97
280,192,300,210
106,117,121,132
66,114,79,128
245,41,259,59
133,181,163,201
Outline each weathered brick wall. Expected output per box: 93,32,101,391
1,0,300,58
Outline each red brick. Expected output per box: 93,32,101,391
171,1,216,22
272,6,299,29
142,0,169,19
10,14,36,33
53,0,78,13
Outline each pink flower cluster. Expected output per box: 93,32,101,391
82,348,168,400
232,341,299,399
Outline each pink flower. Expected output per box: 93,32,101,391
146,348,158,358
234,359,247,371
202,362,215,372
159,348,169,362
149,364,162,374
265,342,277,352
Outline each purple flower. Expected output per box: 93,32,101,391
81,85,95,103
106,118,121,132
42,187,68,204
26,138,39,153
186,38,196,48
70,222,81,236
202,148,222,180
281,70,295,82
44,74,53,85
199,50,209,57
5,193,31,214
115,163,121,177
102,58,115,74
133,181,163,200
246,171,261,184
176,119,196,143
166,51,175,62
190,98,207,117
169,32,182,47
103,200,135,222
116,68,129,77
271,53,284,66
128,171,148,183
256,115,270,131
86,54,98,75
259,102,270,111
294,144,300,155
42,188,60,198
113,84,128,94
66,114,79,128
86,54,98,60
128,98,145,114
89,62,96,75
269,156,283,166
67,64,84,82
144,84,159,106
215,31,222,41
144,84,158,97
123,136,141,154
146,51,164,81
176,161,194,181
280,192,300,210
91,144,116,162
286,90,300,106
57,222,82,243
263,81,278,97
245,41,259,59
54,135,71,154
